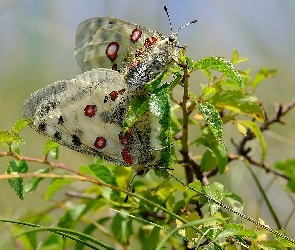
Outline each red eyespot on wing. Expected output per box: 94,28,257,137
106,42,119,61
109,91,118,101
130,29,142,43
94,137,106,149
118,89,125,95
119,129,134,145
84,105,97,117
121,147,133,164
144,37,157,48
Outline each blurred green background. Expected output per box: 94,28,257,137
1,0,295,241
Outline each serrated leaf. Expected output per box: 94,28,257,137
0,130,25,144
58,204,86,228
25,168,50,193
224,191,244,220
210,90,265,123
203,182,224,215
44,178,75,201
238,120,267,163
43,140,59,159
183,181,202,204
6,160,28,200
193,56,242,88
197,101,223,140
122,96,149,133
12,119,29,133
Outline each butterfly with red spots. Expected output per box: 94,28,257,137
23,8,196,174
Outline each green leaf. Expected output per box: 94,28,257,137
43,140,59,159
183,181,202,204
87,164,118,186
200,150,217,171
197,101,223,141
201,85,217,98
0,130,24,144
12,119,29,133
251,66,278,90
273,159,295,192
203,182,224,215
122,96,149,133
210,90,265,123
193,56,242,88
111,213,132,244
231,49,249,65
58,204,86,229
6,160,28,200
223,191,244,221
44,178,75,201
186,56,194,70
198,134,228,174
238,120,267,163
25,168,50,193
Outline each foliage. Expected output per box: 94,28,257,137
1,50,295,249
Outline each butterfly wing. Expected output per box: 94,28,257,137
75,17,166,73
23,68,160,168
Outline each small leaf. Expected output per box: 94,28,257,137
198,137,228,174
231,49,249,65
58,204,86,228
25,168,50,193
12,119,29,133
43,140,59,159
210,90,265,123
203,182,224,215
183,180,202,204
87,164,118,187
193,56,242,88
238,120,267,163
251,66,278,90
44,178,75,201
111,213,132,244
273,159,295,192
200,150,217,171
236,122,247,136
0,130,24,144
6,160,28,200
197,101,223,141
122,96,149,133
224,191,244,221
186,56,194,70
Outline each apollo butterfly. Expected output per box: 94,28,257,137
22,7,197,174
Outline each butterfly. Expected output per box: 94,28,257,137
22,9,195,174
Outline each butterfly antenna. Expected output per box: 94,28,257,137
163,6,173,33
175,19,198,34
167,171,295,245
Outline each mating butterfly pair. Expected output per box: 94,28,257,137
22,9,192,173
